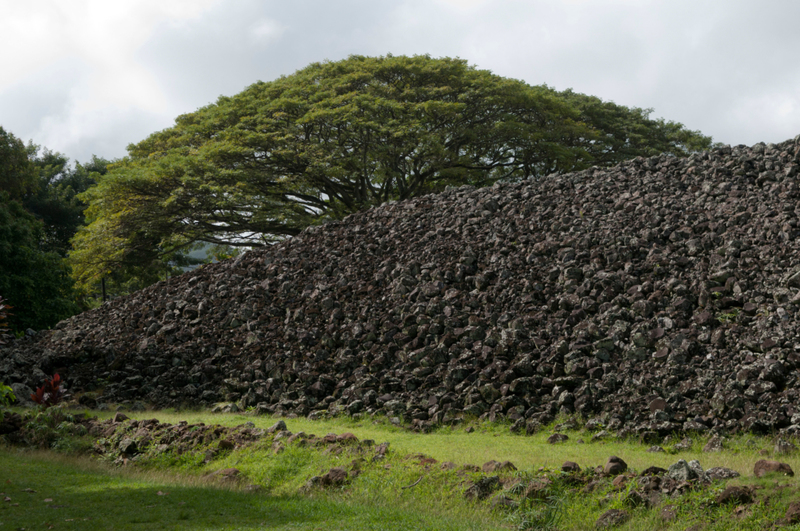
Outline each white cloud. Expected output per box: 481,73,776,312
434,0,490,10
2,0,799,162
0,0,223,159
249,18,283,45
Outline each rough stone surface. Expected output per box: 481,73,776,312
118,437,138,455
319,467,349,487
596,509,629,529
753,459,794,477
774,438,798,455
702,436,723,452
482,460,517,473
687,460,710,483
784,501,800,525
715,486,752,505
547,433,569,444
667,460,695,482
5,139,800,436
604,456,627,475
464,476,500,500
706,467,740,481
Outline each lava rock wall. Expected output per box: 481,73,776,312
4,136,800,436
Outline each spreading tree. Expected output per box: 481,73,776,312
71,55,711,292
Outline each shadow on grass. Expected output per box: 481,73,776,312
0,453,335,530
0,450,489,531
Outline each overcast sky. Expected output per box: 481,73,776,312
2,0,799,164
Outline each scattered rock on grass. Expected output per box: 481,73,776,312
482,460,517,473
783,501,800,525
603,456,627,475
660,505,677,522
672,438,693,452
668,460,695,482
715,486,753,505
596,509,629,528
320,467,349,487
774,439,798,455
754,460,794,477
267,420,287,433
464,476,500,500
490,494,518,510
523,478,553,499
703,436,724,452
706,467,740,481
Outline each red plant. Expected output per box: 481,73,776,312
31,373,65,408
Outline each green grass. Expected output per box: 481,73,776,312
115,409,800,477
0,449,500,530
7,408,800,530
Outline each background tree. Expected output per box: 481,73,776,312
71,54,712,292
23,148,108,256
0,127,108,331
0,192,80,332
0,127,37,201
551,88,713,166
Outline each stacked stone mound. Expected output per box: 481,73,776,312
4,136,800,436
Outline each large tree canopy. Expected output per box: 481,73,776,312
71,54,711,292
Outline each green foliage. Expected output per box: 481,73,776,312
8,409,94,454
0,380,15,423
70,55,711,292
510,495,566,531
0,381,15,407
551,88,712,165
22,146,108,256
6,412,800,530
0,127,102,329
0,126,37,200
0,193,81,332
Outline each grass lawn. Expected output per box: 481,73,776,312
5,408,800,530
0,449,501,530
120,410,800,480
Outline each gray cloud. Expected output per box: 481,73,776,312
1,0,798,164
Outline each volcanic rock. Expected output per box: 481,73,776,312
4,137,800,436
604,456,627,475
464,476,500,500
596,509,629,528
706,467,740,481
703,436,724,452
715,486,753,505
667,460,694,482
774,438,798,455
753,459,794,477
562,461,581,473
